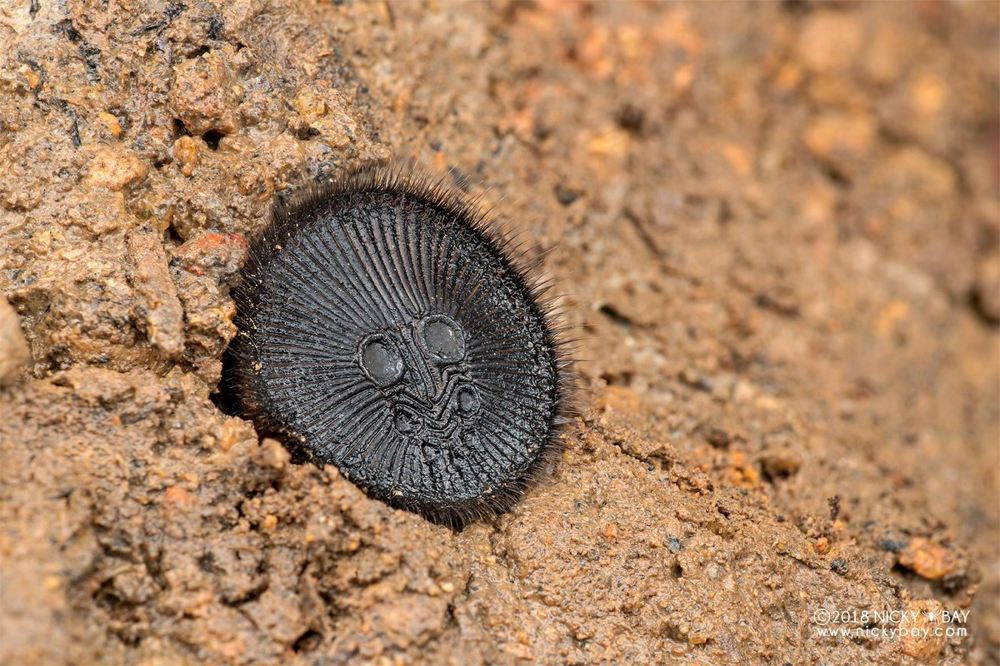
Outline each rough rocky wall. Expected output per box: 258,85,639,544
1,1,997,665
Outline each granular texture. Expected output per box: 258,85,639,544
1,1,997,664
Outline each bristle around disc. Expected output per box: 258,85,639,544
224,164,575,528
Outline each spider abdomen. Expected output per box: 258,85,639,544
226,167,570,527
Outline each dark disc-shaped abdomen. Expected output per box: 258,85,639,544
228,174,564,525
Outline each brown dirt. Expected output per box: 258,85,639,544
1,1,998,664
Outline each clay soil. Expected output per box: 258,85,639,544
1,1,998,664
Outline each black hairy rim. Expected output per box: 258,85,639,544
225,165,573,528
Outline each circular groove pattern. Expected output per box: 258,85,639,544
225,166,572,527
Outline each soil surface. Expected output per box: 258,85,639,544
1,1,998,664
